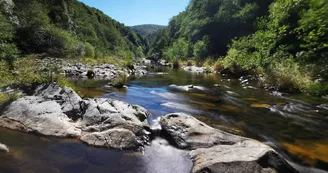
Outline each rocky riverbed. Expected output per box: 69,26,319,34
0,82,300,172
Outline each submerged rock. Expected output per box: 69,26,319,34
0,143,9,153
0,83,151,150
160,113,298,173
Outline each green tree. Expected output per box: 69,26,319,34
0,11,19,68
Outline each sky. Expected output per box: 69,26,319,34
78,0,190,26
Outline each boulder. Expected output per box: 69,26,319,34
0,96,82,137
182,66,212,73
0,143,9,153
79,98,150,149
160,113,244,149
190,140,298,173
0,83,151,150
160,113,298,173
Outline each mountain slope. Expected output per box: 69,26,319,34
0,0,147,59
150,0,274,58
131,24,165,43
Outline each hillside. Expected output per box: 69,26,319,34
150,0,328,96
131,24,165,44
0,0,148,60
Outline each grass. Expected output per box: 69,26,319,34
0,57,77,92
0,92,19,113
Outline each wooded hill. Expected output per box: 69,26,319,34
151,0,328,96
131,24,165,46
0,0,148,62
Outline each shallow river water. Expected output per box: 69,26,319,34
0,67,328,173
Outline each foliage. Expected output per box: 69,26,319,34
222,0,328,95
0,57,75,89
151,0,274,59
5,0,147,59
113,74,128,88
131,24,165,50
0,8,20,68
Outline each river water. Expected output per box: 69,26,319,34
0,67,327,173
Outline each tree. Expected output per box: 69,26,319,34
0,11,19,68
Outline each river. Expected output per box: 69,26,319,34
0,67,327,173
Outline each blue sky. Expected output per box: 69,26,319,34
78,0,190,26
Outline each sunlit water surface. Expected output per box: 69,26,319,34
1,67,328,173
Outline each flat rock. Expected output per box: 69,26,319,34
160,113,244,149
190,140,298,173
160,113,298,173
0,143,9,153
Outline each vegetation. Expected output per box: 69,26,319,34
131,24,165,49
151,0,328,96
113,74,128,88
1,0,148,59
0,0,148,92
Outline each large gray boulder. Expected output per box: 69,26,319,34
79,98,150,149
0,83,151,150
0,96,82,137
160,113,298,173
190,140,298,173
160,113,244,149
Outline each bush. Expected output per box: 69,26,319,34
187,60,193,66
84,42,95,58
304,83,328,97
213,59,224,71
265,58,311,91
113,74,128,88
172,60,180,69
86,69,95,78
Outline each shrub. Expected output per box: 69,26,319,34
84,42,95,58
213,59,224,71
86,69,95,78
113,74,128,88
304,83,328,97
187,60,193,66
265,58,311,91
172,60,180,69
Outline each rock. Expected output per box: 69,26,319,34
0,143,9,153
0,96,82,137
168,85,209,93
189,140,298,173
63,62,147,80
79,98,150,149
160,113,298,173
160,113,244,149
182,66,211,73
80,128,141,149
0,83,151,150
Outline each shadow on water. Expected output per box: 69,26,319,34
1,67,328,172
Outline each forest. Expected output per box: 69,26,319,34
151,0,328,96
0,0,148,63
